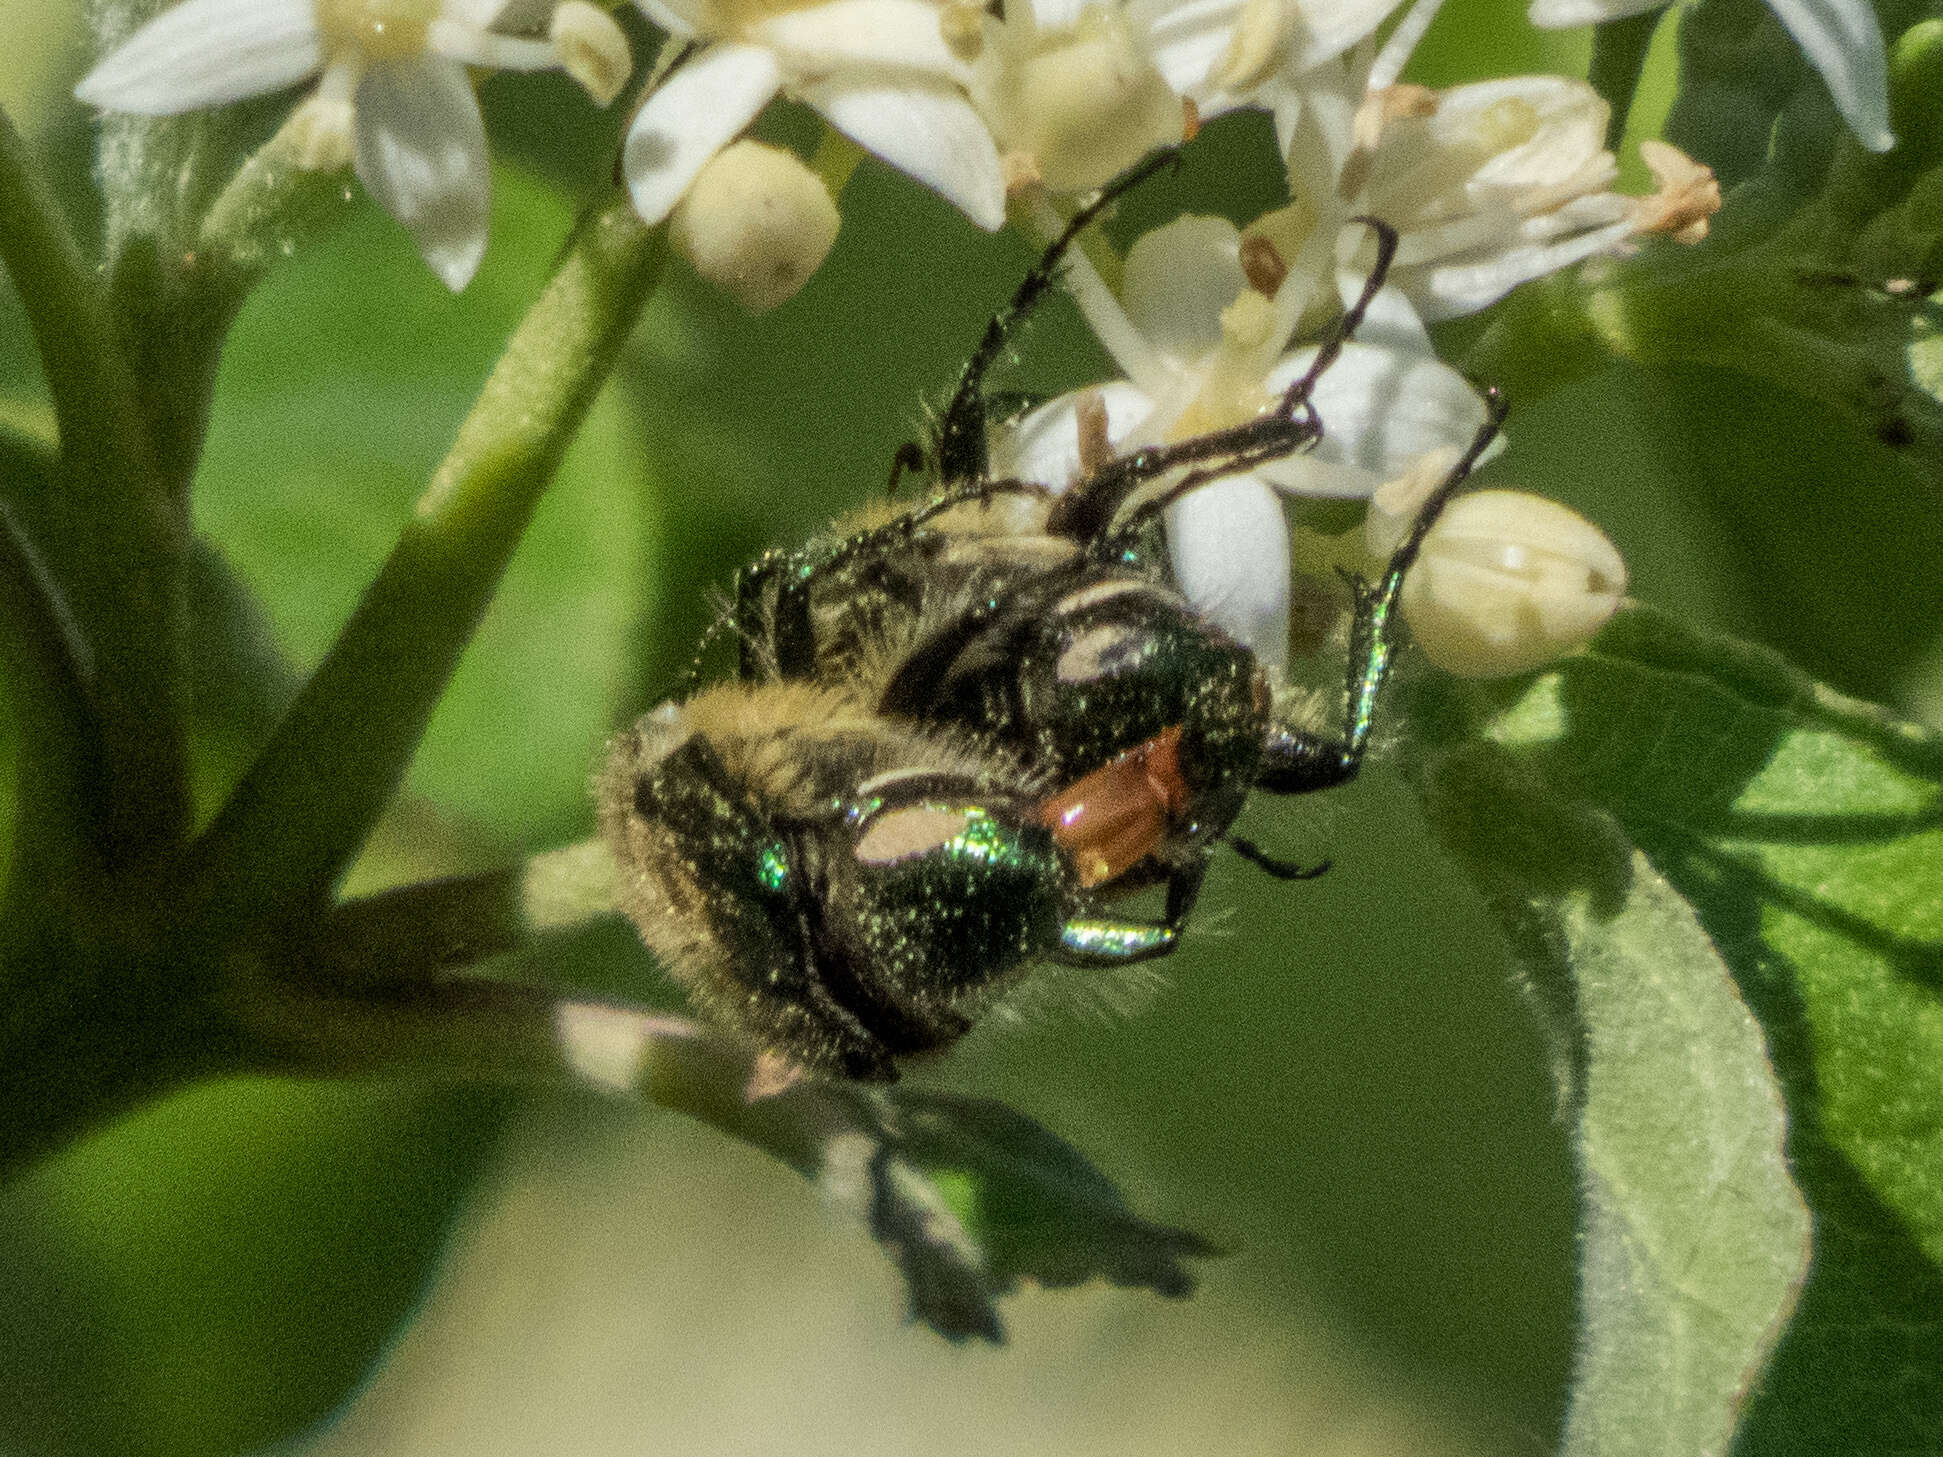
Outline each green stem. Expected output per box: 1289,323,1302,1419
0,103,152,497
0,102,190,871
237,977,844,1177
311,839,618,985
181,195,667,935
196,116,359,288
1588,10,1667,151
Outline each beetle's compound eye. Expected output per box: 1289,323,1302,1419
823,769,1070,1000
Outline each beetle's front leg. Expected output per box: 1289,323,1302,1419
1051,861,1206,966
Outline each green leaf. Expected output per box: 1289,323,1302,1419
836,1087,1217,1342
1665,0,1821,188
1411,605,1943,1453
0,1076,507,1457
1414,746,1809,1456
588,1008,1217,1345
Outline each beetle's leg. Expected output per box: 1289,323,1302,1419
1049,219,1402,549
1230,838,1330,879
934,149,1181,486
1257,394,1507,795
730,549,820,681
1050,860,1206,966
885,440,927,497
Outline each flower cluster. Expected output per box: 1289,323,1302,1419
70,0,1883,673
79,0,635,288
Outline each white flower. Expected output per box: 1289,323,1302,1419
1527,0,1893,154
1257,64,1681,321
990,212,1490,668
968,0,1184,193
624,0,1005,231
1128,0,1409,124
75,0,632,290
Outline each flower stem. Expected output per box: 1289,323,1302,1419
236,976,842,1178
1589,11,1667,151
180,195,667,936
312,839,618,986
0,104,151,493
197,116,358,287
0,101,191,869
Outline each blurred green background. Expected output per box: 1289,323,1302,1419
1,2,1940,1453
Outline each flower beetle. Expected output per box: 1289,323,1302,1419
602,158,1504,1079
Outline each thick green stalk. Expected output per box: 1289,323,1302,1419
182,196,666,935
309,840,617,985
0,105,151,495
0,102,189,870
1589,11,1667,150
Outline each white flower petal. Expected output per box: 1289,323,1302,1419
353,57,492,291
1526,0,1660,26
445,0,521,29
623,44,783,226
1131,0,1245,95
635,0,702,38
1026,0,1097,30
989,382,1158,489
1367,0,1447,89
1288,0,1407,69
75,0,319,113
1050,222,1178,398
755,0,969,80
427,21,558,72
1426,74,1610,203
1406,216,1633,318
1166,473,1291,668
1331,279,1432,354
1764,0,1893,151
1121,215,1248,367
1262,340,1486,485
799,76,1005,230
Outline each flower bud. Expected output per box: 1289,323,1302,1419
975,7,1182,193
669,141,840,314
551,1,632,107
1398,489,1627,678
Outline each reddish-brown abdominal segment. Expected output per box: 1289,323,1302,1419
1037,726,1190,888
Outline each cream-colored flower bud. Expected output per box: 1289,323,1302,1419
1399,489,1627,678
976,7,1183,193
670,140,841,314
551,1,632,107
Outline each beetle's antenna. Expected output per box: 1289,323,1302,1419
931,147,1182,487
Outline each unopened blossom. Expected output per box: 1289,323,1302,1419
1528,0,1893,153
990,213,1490,668
625,0,1005,232
1256,65,1712,322
75,0,630,290
968,0,1184,194
671,140,841,312
1370,477,1629,677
